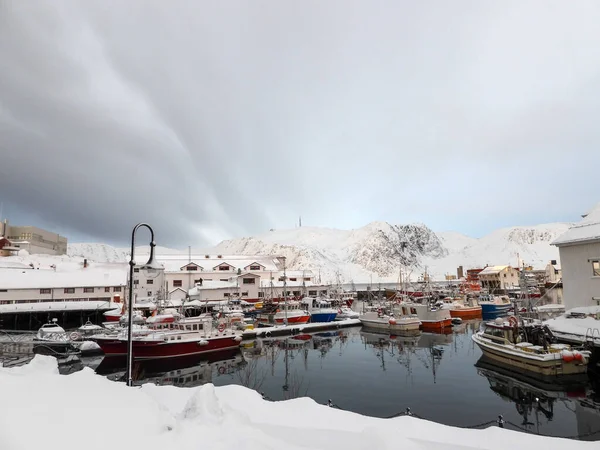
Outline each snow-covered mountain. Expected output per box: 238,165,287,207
66,221,573,283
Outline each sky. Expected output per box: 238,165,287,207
1,1,600,247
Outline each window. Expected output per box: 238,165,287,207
173,280,182,287
134,268,139,273
290,277,297,281
113,287,121,292
147,291,152,297
242,291,248,296
64,288,75,294
219,265,230,271
242,278,255,285
308,290,317,296
83,287,94,293
194,279,202,285
249,265,261,271
224,293,230,297
293,291,301,296
105,287,110,293
134,280,139,285
258,292,264,298
593,261,600,277
147,279,153,285
304,277,311,281
278,277,285,282
40,289,51,294
503,274,507,278
186,265,198,271
220,279,228,282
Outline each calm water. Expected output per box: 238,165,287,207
81,321,600,441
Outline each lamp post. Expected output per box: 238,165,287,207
126,223,163,387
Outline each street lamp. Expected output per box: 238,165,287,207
126,223,163,387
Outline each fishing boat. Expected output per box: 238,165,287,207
92,315,242,359
256,301,311,326
472,317,590,378
438,296,482,319
301,297,338,323
478,294,512,315
399,302,452,331
359,305,421,333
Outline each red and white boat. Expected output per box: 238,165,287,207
399,302,452,331
92,315,242,359
256,301,310,326
438,297,482,320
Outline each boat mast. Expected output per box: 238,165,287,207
283,257,288,324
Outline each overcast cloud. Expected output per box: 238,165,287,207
1,1,599,247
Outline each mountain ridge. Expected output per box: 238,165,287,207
67,221,573,283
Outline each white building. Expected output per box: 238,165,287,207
544,260,562,284
0,262,125,314
552,203,600,309
130,254,315,303
0,219,68,255
477,265,520,291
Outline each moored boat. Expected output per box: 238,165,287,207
256,301,311,326
478,294,512,315
472,317,590,378
301,297,338,323
92,316,242,359
359,306,421,333
438,297,482,319
399,302,452,331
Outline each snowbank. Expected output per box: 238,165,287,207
0,356,593,450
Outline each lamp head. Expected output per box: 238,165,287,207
140,241,163,279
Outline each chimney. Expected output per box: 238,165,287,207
83,259,88,268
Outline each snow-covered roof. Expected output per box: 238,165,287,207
0,266,126,289
188,281,239,295
151,254,281,272
553,202,600,246
259,280,317,288
478,265,510,275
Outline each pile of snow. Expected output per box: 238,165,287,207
0,355,585,450
545,306,600,345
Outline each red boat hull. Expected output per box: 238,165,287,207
93,335,240,359
257,315,310,325
449,307,482,319
420,318,453,331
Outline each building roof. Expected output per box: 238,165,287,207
149,254,281,272
478,265,510,275
0,266,126,289
553,202,600,246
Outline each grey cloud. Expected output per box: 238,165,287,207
1,1,600,246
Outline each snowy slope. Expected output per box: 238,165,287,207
62,221,573,283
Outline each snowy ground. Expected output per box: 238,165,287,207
0,355,594,450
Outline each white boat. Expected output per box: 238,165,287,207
256,301,311,326
472,318,590,377
35,319,67,342
301,297,338,323
336,306,359,320
359,308,421,333
478,294,512,315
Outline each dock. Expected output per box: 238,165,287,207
242,318,361,340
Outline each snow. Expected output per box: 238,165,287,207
553,202,600,246
0,355,592,450
545,307,600,346
0,300,119,313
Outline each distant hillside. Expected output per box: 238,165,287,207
65,221,572,283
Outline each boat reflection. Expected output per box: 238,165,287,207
475,356,589,431
95,348,244,387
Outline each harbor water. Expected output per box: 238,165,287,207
77,320,600,440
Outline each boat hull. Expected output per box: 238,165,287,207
359,318,421,332
310,312,338,323
256,314,311,325
480,304,511,314
449,307,482,320
93,335,240,359
472,334,588,377
420,318,453,331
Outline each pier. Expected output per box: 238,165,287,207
242,319,361,339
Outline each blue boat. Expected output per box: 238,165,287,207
478,294,512,315
301,297,338,323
